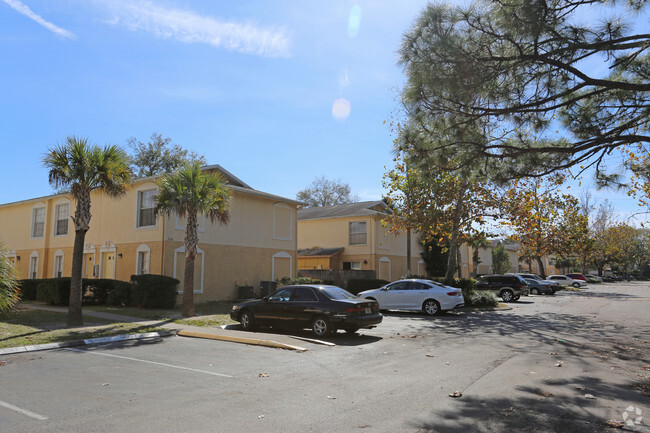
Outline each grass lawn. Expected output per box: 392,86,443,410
85,301,237,327
0,309,166,350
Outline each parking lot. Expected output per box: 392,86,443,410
2,282,649,432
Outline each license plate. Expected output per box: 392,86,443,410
365,307,371,314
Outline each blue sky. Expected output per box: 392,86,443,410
0,0,644,223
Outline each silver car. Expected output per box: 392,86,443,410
357,279,464,315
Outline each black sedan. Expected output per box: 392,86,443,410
230,285,382,337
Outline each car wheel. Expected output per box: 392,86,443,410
531,288,539,295
240,310,255,331
345,327,360,334
501,290,514,302
423,299,441,316
572,282,580,288
312,316,333,337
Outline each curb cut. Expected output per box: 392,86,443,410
177,330,308,352
0,330,177,356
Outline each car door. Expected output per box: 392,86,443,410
287,286,320,329
404,281,431,309
379,281,410,308
256,287,294,327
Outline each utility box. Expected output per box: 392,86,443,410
238,286,256,299
260,281,277,297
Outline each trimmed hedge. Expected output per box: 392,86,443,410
83,279,132,306
130,274,179,309
36,278,71,305
18,279,40,301
346,279,390,295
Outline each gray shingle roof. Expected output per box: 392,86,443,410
298,200,390,220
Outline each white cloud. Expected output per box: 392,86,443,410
98,0,291,58
2,0,75,39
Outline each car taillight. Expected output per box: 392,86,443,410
447,292,461,296
372,304,380,311
346,307,363,313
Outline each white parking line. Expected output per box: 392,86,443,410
65,348,233,378
0,400,48,420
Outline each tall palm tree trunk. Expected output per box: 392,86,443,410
68,229,87,326
182,256,195,317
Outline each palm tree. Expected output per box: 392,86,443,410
156,163,231,317
43,136,131,326
0,244,20,314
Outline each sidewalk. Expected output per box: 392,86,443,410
4,303,312,354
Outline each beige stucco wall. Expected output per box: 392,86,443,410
0,177,298,302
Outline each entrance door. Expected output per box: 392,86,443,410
102,252,115,279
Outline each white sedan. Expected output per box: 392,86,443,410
545,275,588,288
357,279,464,315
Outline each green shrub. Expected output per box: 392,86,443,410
82,279,132,306
277,276,321,286
346,279,390,295
36,278,71,305
468,290,498,308
18,279,40,301
130,274,178,309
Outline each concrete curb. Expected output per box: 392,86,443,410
177,330,308,352
0,330,177,356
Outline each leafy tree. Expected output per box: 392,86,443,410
156,163,231,317
43,136,131,326
491,244,511,274
383,124,497,283
296,176,359,207
420,238,450,278
398,0,649,182
500,175,588,278
0,244,20,313
128,133,206,178
590,200,618,275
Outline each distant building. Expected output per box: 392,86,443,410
297,201,423,281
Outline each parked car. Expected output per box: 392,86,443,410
602,275,618,282
566,273,587,281
516,273,544,281
546,275,588,288
522,278,558,295
230,285,382,337
586,275,603,283
475,275,530,302
357,279,464,315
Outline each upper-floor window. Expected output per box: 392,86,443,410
31,206,46,238
137,190,156,228
349,221,367,245
54,203,69,236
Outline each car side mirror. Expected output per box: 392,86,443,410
263,296,270,302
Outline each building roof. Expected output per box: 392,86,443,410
298,200,390,221
298,247,344,257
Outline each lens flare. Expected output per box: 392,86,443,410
332,98,351,121
348,4,361,37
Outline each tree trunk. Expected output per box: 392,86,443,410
182,211,199,317
445,181,467,284
182,256,195,317
536,256,546,279
67,228,87,327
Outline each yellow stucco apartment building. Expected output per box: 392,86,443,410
0,165,299,302
297,201,424,281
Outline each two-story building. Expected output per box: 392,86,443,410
297,201,424,281
0,165,299,301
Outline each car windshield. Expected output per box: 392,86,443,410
321,286,357,300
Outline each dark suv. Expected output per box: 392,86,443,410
475,275,530,302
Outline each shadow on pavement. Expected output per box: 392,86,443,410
411,374,649,433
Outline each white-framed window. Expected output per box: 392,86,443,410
342,261,362,270
53,250,64,278
29,251,39,279
137,189,157,228
136,244,151,275
31,205,46,238
54,202,70,236
349,221,367,245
